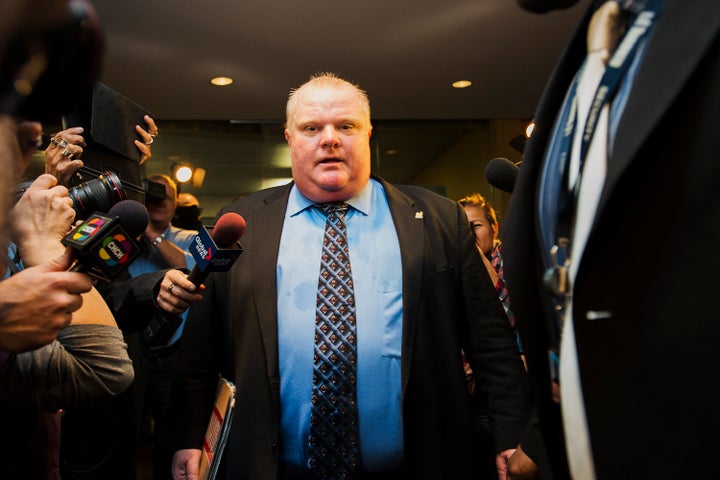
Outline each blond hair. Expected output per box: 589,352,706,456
286,72,370,127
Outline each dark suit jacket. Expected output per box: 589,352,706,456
166,177,530,479
503,1,720,479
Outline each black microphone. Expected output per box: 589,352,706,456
61,199,148,280
187,212,246,287
485,157,520,193
107,199,149,238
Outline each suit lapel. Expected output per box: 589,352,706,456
378,179,424,396
600,0,720,215
251,184,292,376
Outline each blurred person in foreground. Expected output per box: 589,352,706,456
0,119,93,353
168,72,530,480
1,10,134,476
0,0,104,353
502,0,720,479
0,161,135,479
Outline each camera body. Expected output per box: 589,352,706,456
142,178,167,205
14,169,169,221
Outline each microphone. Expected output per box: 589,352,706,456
187,212,246,287
107,199,150,238
61,199,148,280
485,157,520,193
144,212,245,347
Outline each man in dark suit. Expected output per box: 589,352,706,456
167,72,530,479
503,1,720,479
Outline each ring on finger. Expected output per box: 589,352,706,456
50,137,68,148
151,131,158,137
168,282,176,294
61,148,73,158
145,137,154,145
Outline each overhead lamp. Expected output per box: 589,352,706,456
452,80,472,89
211,76,234,86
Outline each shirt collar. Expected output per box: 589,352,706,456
287,179,375,217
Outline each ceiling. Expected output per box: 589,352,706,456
46,0,586,217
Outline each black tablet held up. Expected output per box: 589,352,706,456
63,82,153,203
89,81,151,164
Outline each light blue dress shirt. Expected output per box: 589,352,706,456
277,178,404,475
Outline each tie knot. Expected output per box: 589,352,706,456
316,202,349,217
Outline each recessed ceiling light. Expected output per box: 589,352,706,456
211,76,234,86
452,80,472,89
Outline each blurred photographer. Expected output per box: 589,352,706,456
0,119,93,353
0,1,136,477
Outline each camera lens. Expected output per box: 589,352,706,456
69,170,126,219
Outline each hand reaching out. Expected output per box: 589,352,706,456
0,251,93,353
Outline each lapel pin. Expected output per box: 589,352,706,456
415,211,424,219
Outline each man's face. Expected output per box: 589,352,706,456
284,85,372,203
146,180,176,226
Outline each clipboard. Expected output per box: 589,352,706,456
199,376,236,480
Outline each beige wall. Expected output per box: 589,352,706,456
409,118,524,229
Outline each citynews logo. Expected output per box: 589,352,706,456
97,233,135,266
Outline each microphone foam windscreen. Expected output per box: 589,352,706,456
108,199,149,237
212,212,247,248
485,157,520,193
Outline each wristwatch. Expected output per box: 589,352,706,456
152,234,165,246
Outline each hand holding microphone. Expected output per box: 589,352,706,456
10,173,76,267
62,199,148,280
144,212,246,347
187,212,246,287
155,268,203,316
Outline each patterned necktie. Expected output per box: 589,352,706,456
308,202,360,479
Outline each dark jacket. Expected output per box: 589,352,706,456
503,1,720,478
167,177,530,479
